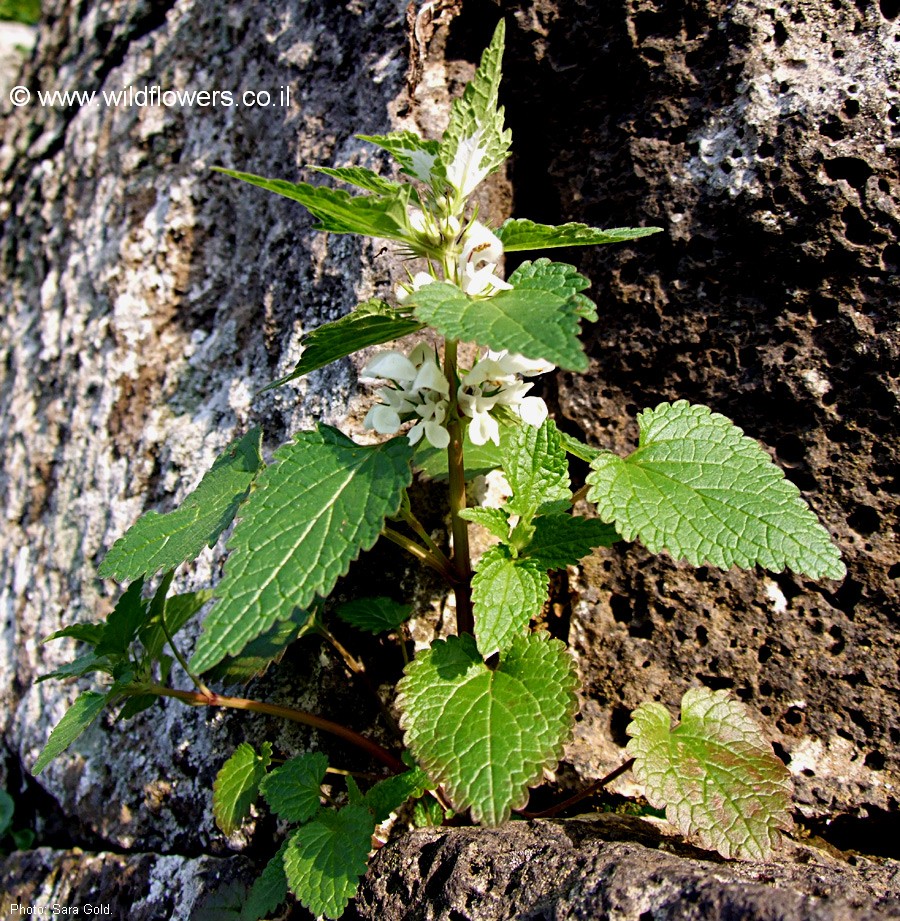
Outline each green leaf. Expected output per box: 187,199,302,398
191,426,413,673
585,401,846,579
523,514,620,570
100,429,264,581
502,419,571,524
335,597,412,635
10,828,35,850
363,767,430,824
435,21,511,198
0,790,13,837
94,578,146,658
408,265,588,372
626,688,793,860
205,606,318,685
506,258,597,322
458,507,510,542
213,742,273,836
213,167,413,242
116,694,157,721
496,219,663,252
558,430,603,463
264,299,424,391
283,805,375,920
139,589,214,663
471,547,549,658
414,428,504,480
42,623,106,647
260,752,328,823
241,841,290,921
397,633,578,825
308,165,404,196
36,653,116,683
412,794,448,827
32,691,109,775
357,131,440,182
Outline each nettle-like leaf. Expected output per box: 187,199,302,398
260,751,328,823
558,429,603,463
100,429,264,581
435,21,511,197
627,688,793,860
363,767,430,824
139,589,213,663
522,514,620,570
496,219,663,252
94,577,146,657
36,653,116,684
32,690,109,775
241,840,289,921
213,742,273,836
283,804,375,920
586,401,845,580
213,167,414,242
398,633,578,825
506,257,597,322
191,426,413,673
308,165,404,196
265,299,423,390
471,546,549,657
458,506,510,542
43,623,106,647
357,131,440,182
502,419,571,524
335,597,412,635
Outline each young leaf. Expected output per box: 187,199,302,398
94,578,146,658
283,804,376,920
213,167,413,242
363,767,430,824
496,219,663,252
264,299,424,391
213,742,273,836
241,841,289,921
260,751,328,823
397,633,578,825
308,165,404,196
522,514,620,570
116,694,157,721
32,690,109,775
36,653,116,683
458,506,510,542
191,426,413,673
585,401,846,580
99,429,264,581
139,589,214,663
42,623,106,647
558,429,603,463
626,688,793,860
409,278,588,372
435,21,511,199
357,131,440,182
502,419,571,524
471,546,549,658
335,597,412,635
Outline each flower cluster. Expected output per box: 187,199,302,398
362,346,553,449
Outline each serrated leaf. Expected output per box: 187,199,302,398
414,427,504,480
42,623,106,647
409,278,587,372
363,767,430,824
585,401,846,579
92,578,146,658
507,258,596,323
458,507,510,541
213,167,413,242
260,752,328,823
264,299,424,391
435,22,511,199
191,426,413,673
335,597,412,635
357,131,440,182
139,589,214,663
472,547,549,657
412,794,448,827
523,514,620,570
558,430,603,463
496,219,663,252
213,742,273,836
397,633,578,825
502,419,571,524
241,841,289,921
309,165,404,196
32,690,109,775
205,606,317,685
283,805,375,920
626,687,793,860
100,429,264,581
36,653,116,683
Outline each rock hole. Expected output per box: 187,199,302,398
610,705,632,746
772,742,791,765
887,562,900,579
758,643,773,664
848,504,880,535
772,20,789,44
824,156,873,188
695,625,708,646
610,594,632,623
880,0,900,19
881,242,900,272
698,674,734,690
864,751,886,770
841,205,881,246
784,706,804,725
842,97,860,118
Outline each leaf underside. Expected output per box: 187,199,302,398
627,687,793,860
397,632,578,825
586,401,845,579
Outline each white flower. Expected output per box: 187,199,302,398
361,350,417,383
395,271,437,303
408,391,451,449
445,129,491,198
458,222,511,297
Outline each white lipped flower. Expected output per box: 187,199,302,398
458,221,512,297
445,129,492,199
395,270,437,304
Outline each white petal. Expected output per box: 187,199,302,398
365,404,402,434
515,397,549,427
467,411,500,446
361,351,418,382
412,360,450,395
424,421,450,449
406,421,426,445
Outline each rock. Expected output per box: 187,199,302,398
356,816,900,921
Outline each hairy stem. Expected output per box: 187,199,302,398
143,685,406,773
443,338,474,635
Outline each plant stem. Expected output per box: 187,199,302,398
143,684,406,773
443,339,474,636
159,618,212,698
382,527,457,582
399,506,454,574
519,758,636,819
